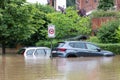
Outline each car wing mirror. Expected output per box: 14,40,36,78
97,48,101,52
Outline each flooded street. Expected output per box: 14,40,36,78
0,54,120,80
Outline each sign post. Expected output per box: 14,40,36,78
48,24,55,58
48,24,55,38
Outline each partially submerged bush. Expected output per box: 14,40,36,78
96,43,120,55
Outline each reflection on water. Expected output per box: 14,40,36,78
0,54,120,80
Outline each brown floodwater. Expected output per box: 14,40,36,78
0,54,120,80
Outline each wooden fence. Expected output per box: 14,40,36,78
0,48,18,54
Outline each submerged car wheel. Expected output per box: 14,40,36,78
66,54,77,58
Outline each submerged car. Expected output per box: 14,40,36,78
52,41,115,58
17,47,51,58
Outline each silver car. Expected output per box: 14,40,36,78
52,41,115,58
17,47,51,58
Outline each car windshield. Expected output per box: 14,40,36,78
26,49,35,56
17,48,25,55
86,43,99,50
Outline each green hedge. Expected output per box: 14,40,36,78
96,43,120,55
36,39,63,48
91,10,120,18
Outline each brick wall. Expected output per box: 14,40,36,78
91,17,116,35
116,0,120,10
76,0,98,12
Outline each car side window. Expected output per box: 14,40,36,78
86,43,98,50
69,42,85,49
75,43,85,48
45,49,51,54
26,49,35,56
34,49,45,56
69,43,74,47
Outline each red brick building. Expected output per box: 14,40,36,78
49,0,120,13
49,0,98,14
48,0,53,5
76,0,98,15
48,0,120,36
116,0,120,10
76,0,120,13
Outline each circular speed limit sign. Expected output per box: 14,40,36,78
49,28,54,34
48,25,55,38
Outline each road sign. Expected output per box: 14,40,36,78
48,24,55,38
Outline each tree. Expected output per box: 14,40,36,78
47,7,91,39
19,3,55,46
34,3,55,13
0,0,39,54
98,0,114,11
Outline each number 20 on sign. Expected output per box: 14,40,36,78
48,25,55,38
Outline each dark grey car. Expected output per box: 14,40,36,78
52,41,115,58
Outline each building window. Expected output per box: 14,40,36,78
67,0,76,7
94,0,97,2
86,0,89,3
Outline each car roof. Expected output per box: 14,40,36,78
59,41,91,43
21,47,50,50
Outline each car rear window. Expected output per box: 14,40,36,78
57,42,65,47
52,42,65,50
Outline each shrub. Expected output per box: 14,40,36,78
97,20,120,43
91,10,120,18
47,7,91,39
97,0,114,11
115,25,120,42
87,36,100,43
36,39,63,48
